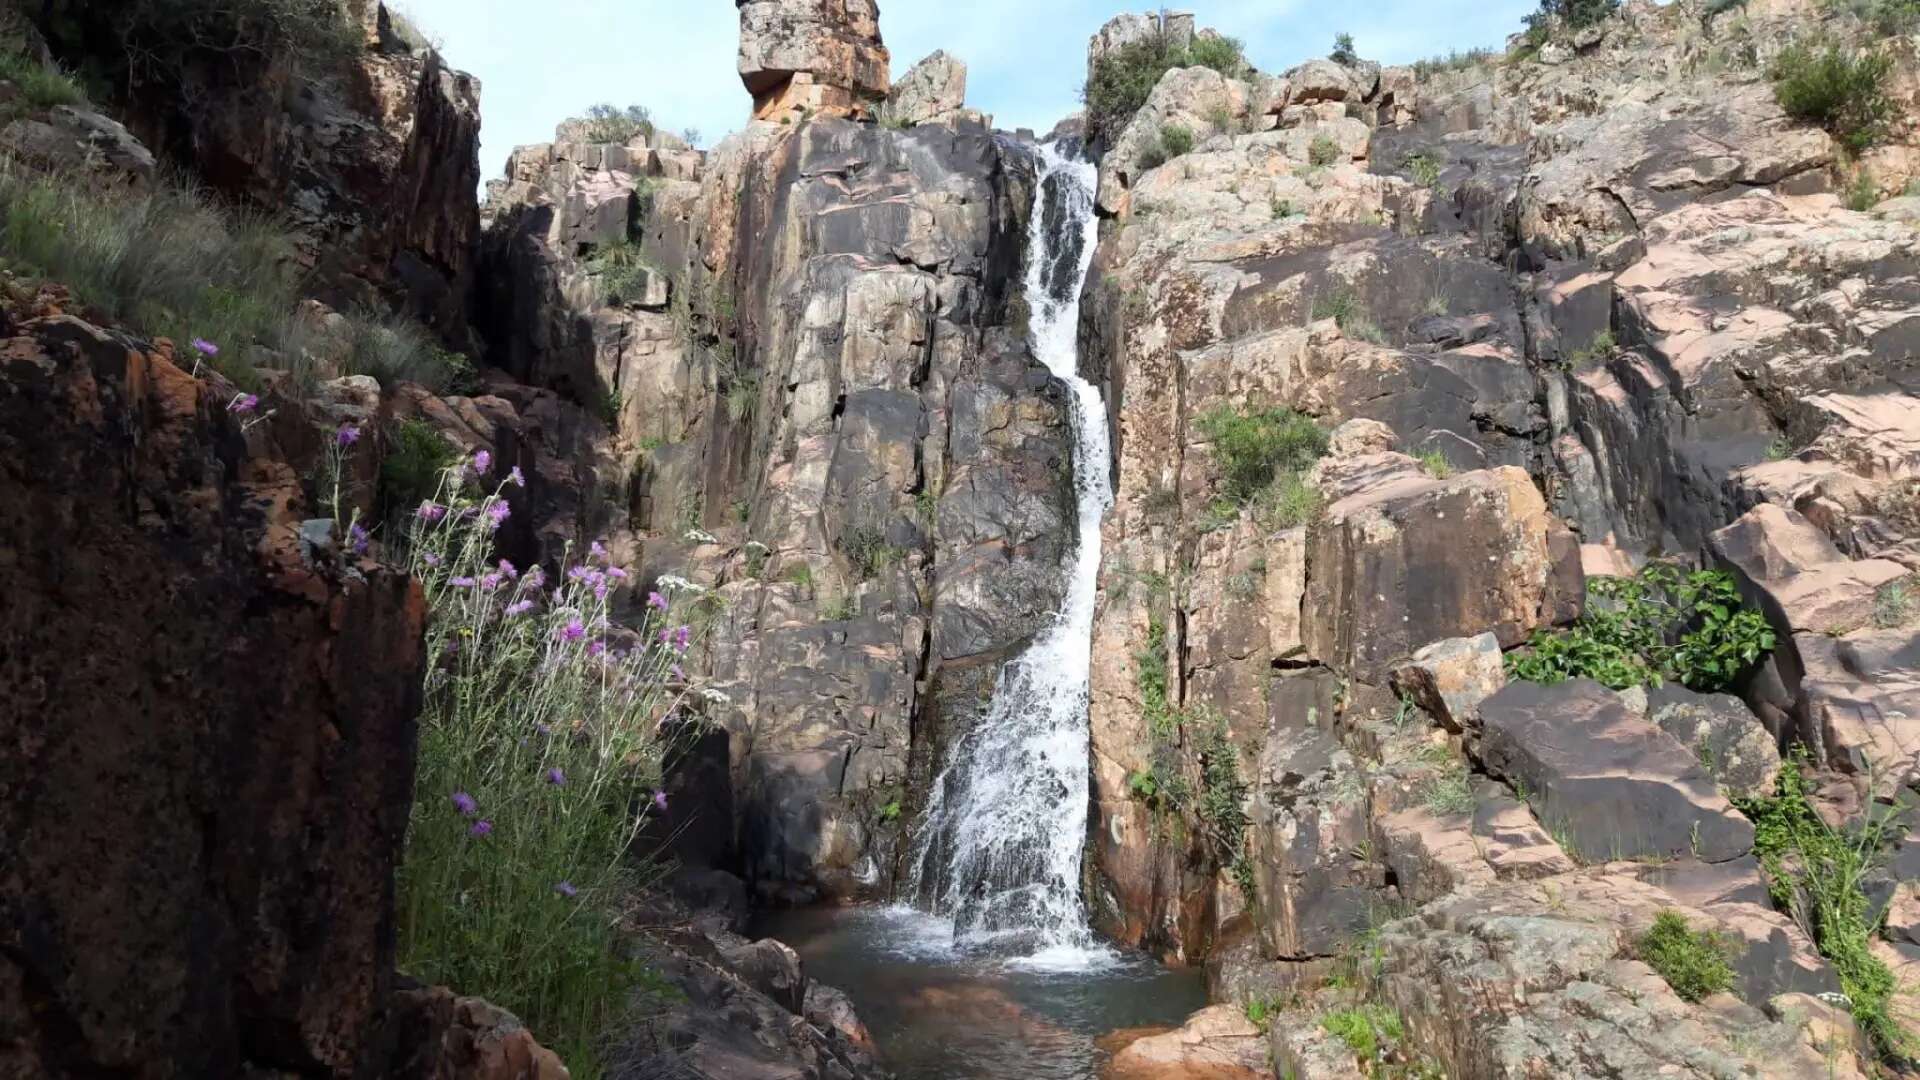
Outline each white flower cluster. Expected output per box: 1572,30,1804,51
684,528,720,544
657,573,708,595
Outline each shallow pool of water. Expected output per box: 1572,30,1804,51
752,906,1207,1080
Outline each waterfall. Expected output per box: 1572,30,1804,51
908,143,1112,966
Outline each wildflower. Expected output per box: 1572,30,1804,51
657,574,706,594
673,625,692,652
416,502,446,522
227,393,259,415
336,424,361,447
698,687,732,705
485,501,511,530
554,881,578,898
588,641,606,658
590,540,608,562
469,819,493,838
652,790,669,812
423,552,441,567
348,522,370,555
607,567,628,581
481,573,504,591
509,465,525,487
685,528,719,544
449,576,476,588
472,449,492,475
498,559,519,579
546,767,566,786
671,663,685,680
191,338,220,357
505,599,535,617
523,566,546,589
647,591,669,611
451,791,478,816
558,618,586,642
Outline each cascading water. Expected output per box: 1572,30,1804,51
908,142,1112,966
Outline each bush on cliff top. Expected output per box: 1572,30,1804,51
1635,911,1734,1003
1526,0,1621,31
1195,404,1328,504
0,157,460,392
1082,31,1247,145
95,0,362,87
398,458,703,1077
1770,40,1896,153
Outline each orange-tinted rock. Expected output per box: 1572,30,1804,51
736,0,890,122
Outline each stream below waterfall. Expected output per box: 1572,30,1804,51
753,907,1207,1080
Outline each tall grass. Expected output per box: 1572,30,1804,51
0,51,86,109
0,158,461,392
398,456,704,1077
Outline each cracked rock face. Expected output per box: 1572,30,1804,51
737,0,891,122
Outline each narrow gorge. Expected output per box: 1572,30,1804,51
3,0,1920,1079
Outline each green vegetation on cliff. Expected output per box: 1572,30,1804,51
1506,563,1775,693
1082,31,1247,144
1770,39,1896,152
1635,911,1734,1003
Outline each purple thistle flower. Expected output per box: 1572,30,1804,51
523,567,546,590
647,591,669,612
481,573,504,591
349,522,370,555
559,618,586,643
336,423,360,447
449,576,476,588
499,559,519,579
228,393,259,415
594,582,610,602
191,338,220,357
652,790,669,812
505,599,535,617
509,465,525,487
415,502,446,522
587,641,606,658
674,625,692,652
423,552,441,567
590,541,608,563
607,567,628,581
554,881,578,898
568,566,592,582
546,767,566,786
485,501,511,530
469,819,493,838
472,449,492,475
451,791,478,816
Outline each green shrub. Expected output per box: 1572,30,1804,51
1271,197,1296,220
1847,166,1881,212
1875,578,1914,629
585,238,660,307
1737,759,1915,1061
400,461,692,1077
1527,0,1621,32
1308,134,1342,167
843,523,901,581
1158,123,1195,161
1310,288,1384,344
1415,449,1452,480
342,308,468,390
1255,471,1323,529
1828,0,1920,34
378,419,456,520
1410,48,1497,78
1195,404,1329,503
1770,41,1895,153
1636,911,1734,1003
1330,32,1358,65
1082,32,1248,144
1403,152,1441,189
106,0,362,86
0,51,85,109
578,103,655,144
1506,563,1776,692
1564,328,1616,369
1321,1004,1405,1061
1423,768,1476,815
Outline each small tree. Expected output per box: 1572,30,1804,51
1526,0,1621,32
1330,32,1358,65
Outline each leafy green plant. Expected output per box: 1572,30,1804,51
1410,48,1497,78
1308,134,1342,167
1205,103,1235,133
1158,123,1195,160
1271,197,1297,220
578,103,655,144
1245,992,1292,1033
1736,759,1915,1061
1082,32,1248,143
1196,404,1328,503
585,237,661,307
843,524,902,581
1636,910,1734,1003
1507,563,1776,692
784,563,815,592
378,419,457,520
1321,1004,1405,1061
1848,166,1881,212
1423,768,1476,816
0,51,85,109
1415,450,1452,480
1875,578,1914,629
1526,0,1621,32
400,460,694,1078
1403,152,1441,189
1330,32,1358,65
820,593,856,621
1770,40,1895,153
1565,328,1616,369
1310,288,1385,343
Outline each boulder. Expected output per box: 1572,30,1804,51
1377,783,1575,904
1472,680,1755,863
1643,685,1783,800
736,0,890,122
0,104,155,188
1283,58,1366,105
384,988,571,1080
1105,1006,1268,1079
1713,504,1909,636
1247,727,1384,960
1389,632,1506,734
1303,463,1583,682
886,49,967,126
0,314,429,1075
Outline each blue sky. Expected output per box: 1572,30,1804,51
394,0,1540,183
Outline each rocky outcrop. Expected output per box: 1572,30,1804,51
0,302,440,1076
737,0,890,123
886,50,969,126
35,0,483,344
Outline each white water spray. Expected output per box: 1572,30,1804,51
908,143,1112,967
